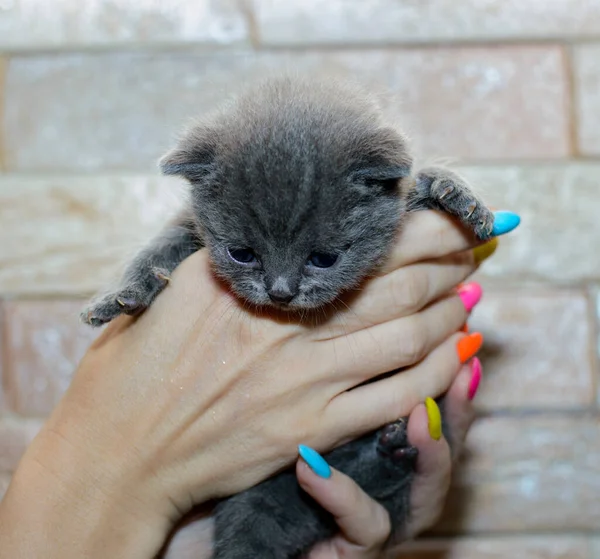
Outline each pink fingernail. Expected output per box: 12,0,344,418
457,282,483,312
468,357,482,400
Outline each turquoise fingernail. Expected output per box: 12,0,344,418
492,211,521,236
298,445,331,479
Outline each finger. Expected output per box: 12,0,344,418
402,361,477,539
382,211,482,272
324,294,469,384
401,402,452,540
161,513,215,559
442,358,479,457
323,253,476,335
381,209,517,273
296,451,390,555
329,331,482,439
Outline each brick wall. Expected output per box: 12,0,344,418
0,1,599,557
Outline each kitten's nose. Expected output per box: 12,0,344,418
267,276,295,304
268,288,294,304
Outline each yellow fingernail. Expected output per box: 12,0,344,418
473,237,498,265
425,397,442,441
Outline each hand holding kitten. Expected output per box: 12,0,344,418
1,209,491,559
160,358,479,559
74,76,519,558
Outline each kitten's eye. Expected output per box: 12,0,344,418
307,252,338,268
228,248,257,264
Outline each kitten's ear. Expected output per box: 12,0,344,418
353,165,412,191
352,126,414,190
159,126,218,182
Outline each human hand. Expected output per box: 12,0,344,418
1,209,502,559
300,358,478,559
160,359,479,559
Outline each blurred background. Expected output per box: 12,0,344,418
0,1,599,558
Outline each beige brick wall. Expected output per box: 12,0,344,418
0,1,599,557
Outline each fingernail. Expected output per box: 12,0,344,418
473,238,498,265
457,332,483,363
457,282,483,312
298,445,331,479
425,397,442,440
468,357,482,400
460,323,469,333
492,211,521,236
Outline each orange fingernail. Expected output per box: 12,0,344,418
457,332,483,363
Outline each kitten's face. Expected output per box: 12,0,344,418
161,77,413,310
198,173,404,310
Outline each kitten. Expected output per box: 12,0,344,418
81,76,492,558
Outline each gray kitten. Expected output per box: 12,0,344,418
81,76,492,558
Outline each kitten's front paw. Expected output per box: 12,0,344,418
81,268,171,327
377,419,418,466
413,167,494,240
81,287,146,327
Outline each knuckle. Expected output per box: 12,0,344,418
369,505,392,545
400,318,428,364
393,267,430,313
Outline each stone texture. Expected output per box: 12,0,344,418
391,537,591,559
2,300,101,416
435,416,600,533
594,288,600,408
0,416,43,472
574,45,600,156
0,56,7,171
0,473,11,501
457,163,600,284
4,47,569,171
0,0,248,50
253,0,600,45
0,174,183,295
0,301,5,413
469,288,594,411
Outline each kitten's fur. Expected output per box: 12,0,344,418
81,76,492,559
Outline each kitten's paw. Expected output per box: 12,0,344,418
81,287,146,327
377,419,418,465
81,269,171,327
413,167,494,241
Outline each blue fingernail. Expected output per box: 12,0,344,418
298,445,331,479
492,211,521,236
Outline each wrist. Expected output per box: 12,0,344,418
0,415,171,559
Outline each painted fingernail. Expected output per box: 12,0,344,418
457,332,483,363
473,237,498,265
425,397,442,440
298,445,331,479
457,282,483,312
468,357,482,400
492,211,521,236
